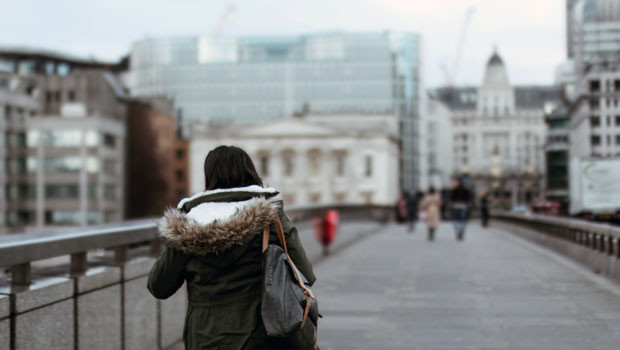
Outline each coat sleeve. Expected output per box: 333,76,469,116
277,208,317,287
147,246,190,299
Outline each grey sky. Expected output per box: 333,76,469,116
1,0,565,88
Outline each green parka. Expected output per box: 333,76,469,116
147,186,316,350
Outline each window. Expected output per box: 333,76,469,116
17,211,35,225
590,116,600,127
282,151,295,177
334,152,346,176
258,154,269,176
176,149,184,160
608,116,612,126
608,135,612,145
590,98,600,110
616,116,620,126
309,193,321,203
45,211,81,225
590,80,600,92
615,80,620,91
103,133,116,148
104,185,116,200
68,91,75,101
103,159,116,175
333,193,346,203
16,132,26,147
45,184,79,199
307,150,321,176
591,135,601,146
41,130,82,147
364,155,373,177
176,170,184,182
17,185,36,199
616,135,620,145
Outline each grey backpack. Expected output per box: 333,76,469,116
261,218,320,350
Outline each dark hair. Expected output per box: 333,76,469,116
203,145,263,190
429,187,436,194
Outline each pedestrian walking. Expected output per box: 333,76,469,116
406,191,419,233
398,191,409,224
451,178,471,241
480,190,491,228
147,145,316,349
420,187,442,241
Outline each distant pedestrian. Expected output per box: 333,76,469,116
480,191,491,228
406,191,419,232
420,187,442,241
398,191,409,223
451,179,471,241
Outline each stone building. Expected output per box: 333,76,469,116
189,113,400,206
437,52,563,208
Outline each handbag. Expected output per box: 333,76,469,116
261,217,320,350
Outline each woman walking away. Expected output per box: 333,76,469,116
451,178,471,241
480,191,491,228
420,187,442,241
148,145,315,350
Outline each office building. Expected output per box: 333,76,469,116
128,32,423,192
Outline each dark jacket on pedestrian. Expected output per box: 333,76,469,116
451,185,471,205
147,185,316,349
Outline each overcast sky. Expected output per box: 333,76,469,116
1,0,566,88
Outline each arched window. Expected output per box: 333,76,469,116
333,151,346,176
307,149,321,176
281,150,295,177
256,151,270,177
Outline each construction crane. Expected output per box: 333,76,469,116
213,5,236,37
440,6,476,86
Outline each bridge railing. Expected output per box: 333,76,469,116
0,204,394,350
494,212,620,282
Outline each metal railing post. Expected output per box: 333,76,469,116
70,252,88,276
11,262,31,287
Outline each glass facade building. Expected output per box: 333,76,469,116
129,32,422,190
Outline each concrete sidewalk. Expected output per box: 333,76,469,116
312,222,620,349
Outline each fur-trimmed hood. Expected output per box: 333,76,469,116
159,186,280,255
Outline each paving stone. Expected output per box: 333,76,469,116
77,284,122,350
0,276,73,313
0,318,8,350
14,298,74,349
161,283,187,348
312,222,620,349
124,276,157,350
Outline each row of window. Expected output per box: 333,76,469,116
590,134,620,146
590,115,620,127
256,153,373,178
4,157,118,175
4,130,118,149
4,210,118,226
4,184,117,200
589,79,620,93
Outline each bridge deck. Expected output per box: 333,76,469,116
313,222,620,350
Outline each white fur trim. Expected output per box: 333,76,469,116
177,185,278,210
185,197,261,226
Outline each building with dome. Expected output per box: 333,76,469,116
437,51,563,208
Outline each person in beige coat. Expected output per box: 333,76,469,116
420,187,442,241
